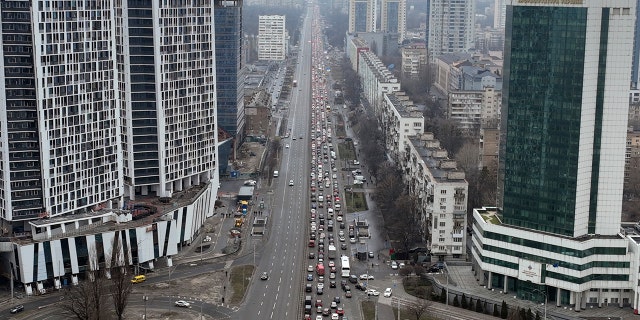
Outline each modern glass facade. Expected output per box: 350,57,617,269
385,2,399,33
500,6,588,236
354,2,368,32
215,0,245,140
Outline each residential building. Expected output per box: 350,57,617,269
0,0,219,294
472,0,637,312
349,0,376,33
258,15,287,61
379,92,424,161
434,53,502,96
433,52,472,95
625,128,640,184
493,0,506,29
403,133,468,258
447,87,500,136
427,0,475,62
215,0,246,149
479,124,500,172
401,43,428,80
346,36,370,71
380,0,407,43
357,51,401,116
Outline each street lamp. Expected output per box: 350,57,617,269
143,295,148,319
532,288,547,320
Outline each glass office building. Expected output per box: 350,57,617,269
472,0,636,311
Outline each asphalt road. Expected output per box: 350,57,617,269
234,5,314,320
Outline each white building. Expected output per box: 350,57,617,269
346,36,370,71
472,0,638,313
258,15,287,61
427,0,475,62
380,92,424,161
349,0,376,33
0,0,219,294
403,133,468,258
357,51,401,116
448,87,501,135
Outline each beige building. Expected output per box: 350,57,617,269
401,43,428,80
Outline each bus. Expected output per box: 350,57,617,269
340,256,350,278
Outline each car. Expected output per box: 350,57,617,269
336,307,345,315
349,275,358,283
339,236,345,242
349,237,356,244
315,299,323,307
317,282,325,290
399,262,406,269
309,252,316,259
308,265,314,272
243,180,257,186
345,290,352,298
316,315,323,320
340,222,345,229
289,180,294,186
306,284,313,292
322,308,331,316
260,272,269,280
366,289,380,296
336,216,343,222
331,313,339,320
318,275,325,282
286,144,290,148
341,243,347,250
383,288,392,297
329,273,336,279
175,300,191,308
307,274,314,281
343,285,351,292
330,301,337,309
391,261,398,269
329,280,336,288
359,274,374,280
317,287,323,295
368,251,375,258
9,305,24,314
328,261,335,267
334,296,341,304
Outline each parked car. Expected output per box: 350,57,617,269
384,288,393,297
10,305,24,314
175,300,191,308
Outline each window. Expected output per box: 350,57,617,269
441,190,447,194
439,238,445,242
439,222,445,227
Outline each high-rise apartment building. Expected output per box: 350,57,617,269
215,0,246,146
258,15,287,61
349,0,376,33
0,0,123,231
0,0,219,293
380,0,406,43
472,0,636,309
493,0,506,29
427,0,475,61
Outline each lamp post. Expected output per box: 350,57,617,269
532,288,547,320
143,295,148,319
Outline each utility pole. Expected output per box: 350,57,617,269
143,296,148,319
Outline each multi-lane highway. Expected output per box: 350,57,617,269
235,5,314,320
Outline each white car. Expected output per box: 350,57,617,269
331,313,340,320
317,282,325,290
308,265,314,272
175,300,190,308
383,288,392,297
391,261,398,269
359,274,374,280
366,289,380,296
289,180,294,186
316,315,323,320
336,216,343,222
349,237,356,244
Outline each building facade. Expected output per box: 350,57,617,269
427,0,475,62
401,43,428,80
472,0,638,311
380,0,407,43
215,0,246,150
357,50,401,116
349,0,376,33
258,15,286,61
0,0,220,293
379,92,424,162
403,133,468,258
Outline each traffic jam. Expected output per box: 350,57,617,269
302,6,365,320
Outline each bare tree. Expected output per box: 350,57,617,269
406,298,433,320
110,234,132,320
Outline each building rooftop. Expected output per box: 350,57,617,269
407,133,466,182
386,92,423,118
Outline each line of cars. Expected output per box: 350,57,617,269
303,8,350,320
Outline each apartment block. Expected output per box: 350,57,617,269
258,15,287,61
379,92,424,162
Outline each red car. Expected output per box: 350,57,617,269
336,307,345,315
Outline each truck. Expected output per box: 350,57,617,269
316,263,325,276
328,245,337,259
